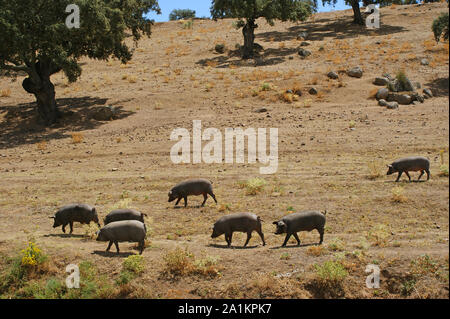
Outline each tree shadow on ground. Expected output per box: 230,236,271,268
0,96,134,150
424,77,449,98
196,44,289,69
256,15,406,42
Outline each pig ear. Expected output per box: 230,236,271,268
168,191,172,195
387,164,392,168
49,216,55,219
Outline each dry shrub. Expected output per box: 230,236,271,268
367,159,385,180
162,247,221,279
71,133,84,144
307,245,325,257
368,88,379,99
391,186,407,203
367,224,391,247
0,88,11,97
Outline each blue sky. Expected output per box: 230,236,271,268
146,0,352,22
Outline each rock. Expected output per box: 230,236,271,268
300,41,310,46
298,31,308,40
378,99,388,106
415,82,421,89
386,102,399,109
412,101,421,106
347,66,363,78
215,44,225,54
92,105,118,121
388,93,412,105
423,88,433,98
376,88,389,100
298,48,311,57
309,87,318,95
255,107,268,113
403,78,415,92
327,71,339,79
411,92,424,103
420,58,429,66
373,77,389,86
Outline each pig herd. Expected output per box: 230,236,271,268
49,156,431,255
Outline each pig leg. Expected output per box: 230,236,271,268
208,191,218,204
425,169,430,180
114,241,120,253
395,171,403,182
175,197,181,206
201,193,208,207
69,221,74,234
282,233,292,247
226,232,233,247
106,241,113,252
293,233,301,246
62,224,67,233
244,232,252,247
404,171,411,182
183,196,188,207
418,170,424,181
139,240,145,255
257,229,266,246
318,228,324,245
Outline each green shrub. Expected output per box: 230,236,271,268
314,260,348,283
432,12,449,43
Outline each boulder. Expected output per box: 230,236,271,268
423,88,433,98
378,99,388,106
376,88,389,100
347,66,363,78
387,93,412,105
373,77,389,86
386,102,399,109
420,58,429,66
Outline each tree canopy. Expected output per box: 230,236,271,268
0,0,160,124
169,9,196,21
211,0,314,58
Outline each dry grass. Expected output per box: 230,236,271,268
0,88,11,97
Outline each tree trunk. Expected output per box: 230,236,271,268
350,1,364,25
242,19,257,59
22,61,61,125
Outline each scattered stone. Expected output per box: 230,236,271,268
420,58,429,66
92,105,118,121
373,77,389,86
327,71,339,79
376,88,389,100
423,88,433,98
378,99,388,106
382,73,394,81
347,66,363,78
309,87,318,95
300,41,310,46
411,92,424,103
412,101,421,106
415,82,421,89
298,48,311,57
255,107,268,113
111,168,118,172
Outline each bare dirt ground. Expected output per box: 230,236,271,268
0,3,448,298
